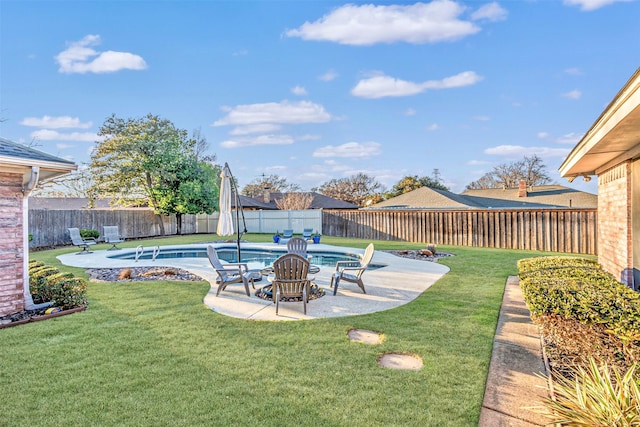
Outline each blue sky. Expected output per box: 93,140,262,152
1,0,638,195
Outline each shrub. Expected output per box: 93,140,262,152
541,358,640,426
80,229,99,239
28,261,87,309
47,273,88,309
519,257,640,348
29,265,61,304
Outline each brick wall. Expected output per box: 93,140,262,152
0,172,25,316
597,162,633,286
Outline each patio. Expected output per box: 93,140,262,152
57,242,450,321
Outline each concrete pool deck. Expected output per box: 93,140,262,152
57,242,450,321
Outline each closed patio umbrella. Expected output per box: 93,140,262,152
217,163,234,237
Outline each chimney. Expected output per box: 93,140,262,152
517,180,527,198
263,190,271,203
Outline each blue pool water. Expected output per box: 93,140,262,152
107,246,381,268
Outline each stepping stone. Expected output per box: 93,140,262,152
348,328,383,345
377,353,423,370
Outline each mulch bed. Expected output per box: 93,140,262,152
87,267,206,282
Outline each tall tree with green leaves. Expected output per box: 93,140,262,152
89,114,219,235
385,174,449,198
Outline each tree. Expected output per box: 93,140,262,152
31,168,95,198
274,192,313,210
465,155,552,190
88,114,219,235
385,174,449,199
313,173,382,207
241,174,301,198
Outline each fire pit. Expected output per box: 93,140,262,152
255,283,325,302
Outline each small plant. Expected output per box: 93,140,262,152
541,358,640,426
80,229,100,239
119,269,133,280
426,243,437,255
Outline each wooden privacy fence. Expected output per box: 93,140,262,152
322,208,598,255
29,209,196,248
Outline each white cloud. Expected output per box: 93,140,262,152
405,108,417,116
56,143,75,150
473,115,490,121
319,70,338,81
21,115,92,129
471,2,508,21
229,124,282,135
427,123,440,131
537,131,550,139
291,85,307,96
556,132,583,144
220,134,295,148
30,129,99,142
213,100,332,126
351,70,482,98
564,67,583,75
484,144,571,158
55,34,147,74
563,0,630,11
467,159,492,165
296,134,321,141
313,141,382,158
232,49,249,56
285,1,481,46
562,89,582,99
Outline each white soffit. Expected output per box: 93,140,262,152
559,68,640,178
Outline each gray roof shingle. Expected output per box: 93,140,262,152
0,137,76,165
369,185,597,209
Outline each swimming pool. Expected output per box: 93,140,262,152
107,246,381,268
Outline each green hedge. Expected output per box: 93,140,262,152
519,256,640,346
28,260,87,310
80,229,99,239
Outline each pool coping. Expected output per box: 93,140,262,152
57,242,450,321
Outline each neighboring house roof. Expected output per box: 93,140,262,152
370,187,485,209
369,184,597,210
462,185,597,208
231,193,277,210
255,192,359,209
559,67,640,179
0,137,77,187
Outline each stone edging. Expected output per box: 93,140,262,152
0,306,86,330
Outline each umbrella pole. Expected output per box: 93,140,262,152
226,163,246,263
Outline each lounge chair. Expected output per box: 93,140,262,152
68,227,97,254
207,246,254,297
279,229,294,244
302,228,314,241
271,253,310,315
103,226,125,250
330,243,375,295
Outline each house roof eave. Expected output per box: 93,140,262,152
559,67,640,179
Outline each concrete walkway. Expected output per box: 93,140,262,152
479,276,550,426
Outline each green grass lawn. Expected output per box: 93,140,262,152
2,234,566,426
